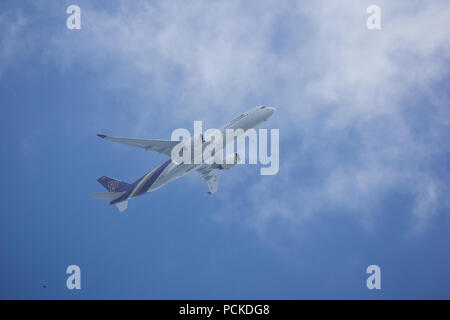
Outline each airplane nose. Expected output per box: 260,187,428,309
264,106,276,119
258,106,276,122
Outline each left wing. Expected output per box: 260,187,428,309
97,134,180,157
197,166,220,194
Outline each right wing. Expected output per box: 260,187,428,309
97,134,180,157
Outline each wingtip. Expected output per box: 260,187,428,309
97,134,107,139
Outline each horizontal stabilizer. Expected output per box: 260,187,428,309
115,201,128,212
91,191,125,201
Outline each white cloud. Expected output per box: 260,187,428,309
3,0,450,236
0,10,28,76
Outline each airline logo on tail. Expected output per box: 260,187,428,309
107,180,119,192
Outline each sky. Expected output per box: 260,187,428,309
1,0,450,299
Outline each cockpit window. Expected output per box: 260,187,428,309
260,106,266,109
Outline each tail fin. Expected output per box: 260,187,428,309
97,176,132,192
93,177,132,212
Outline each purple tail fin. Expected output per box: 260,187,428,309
97,176,132,193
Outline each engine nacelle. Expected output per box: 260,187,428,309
221,152,241,170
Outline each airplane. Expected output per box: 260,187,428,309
91,106,276,212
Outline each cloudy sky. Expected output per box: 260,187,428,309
1,0,450,299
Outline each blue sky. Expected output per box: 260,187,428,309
1,0,450,299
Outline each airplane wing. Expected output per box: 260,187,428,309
97,134,180,157
197,166,220,194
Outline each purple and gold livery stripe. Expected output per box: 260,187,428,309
131,160,171,197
